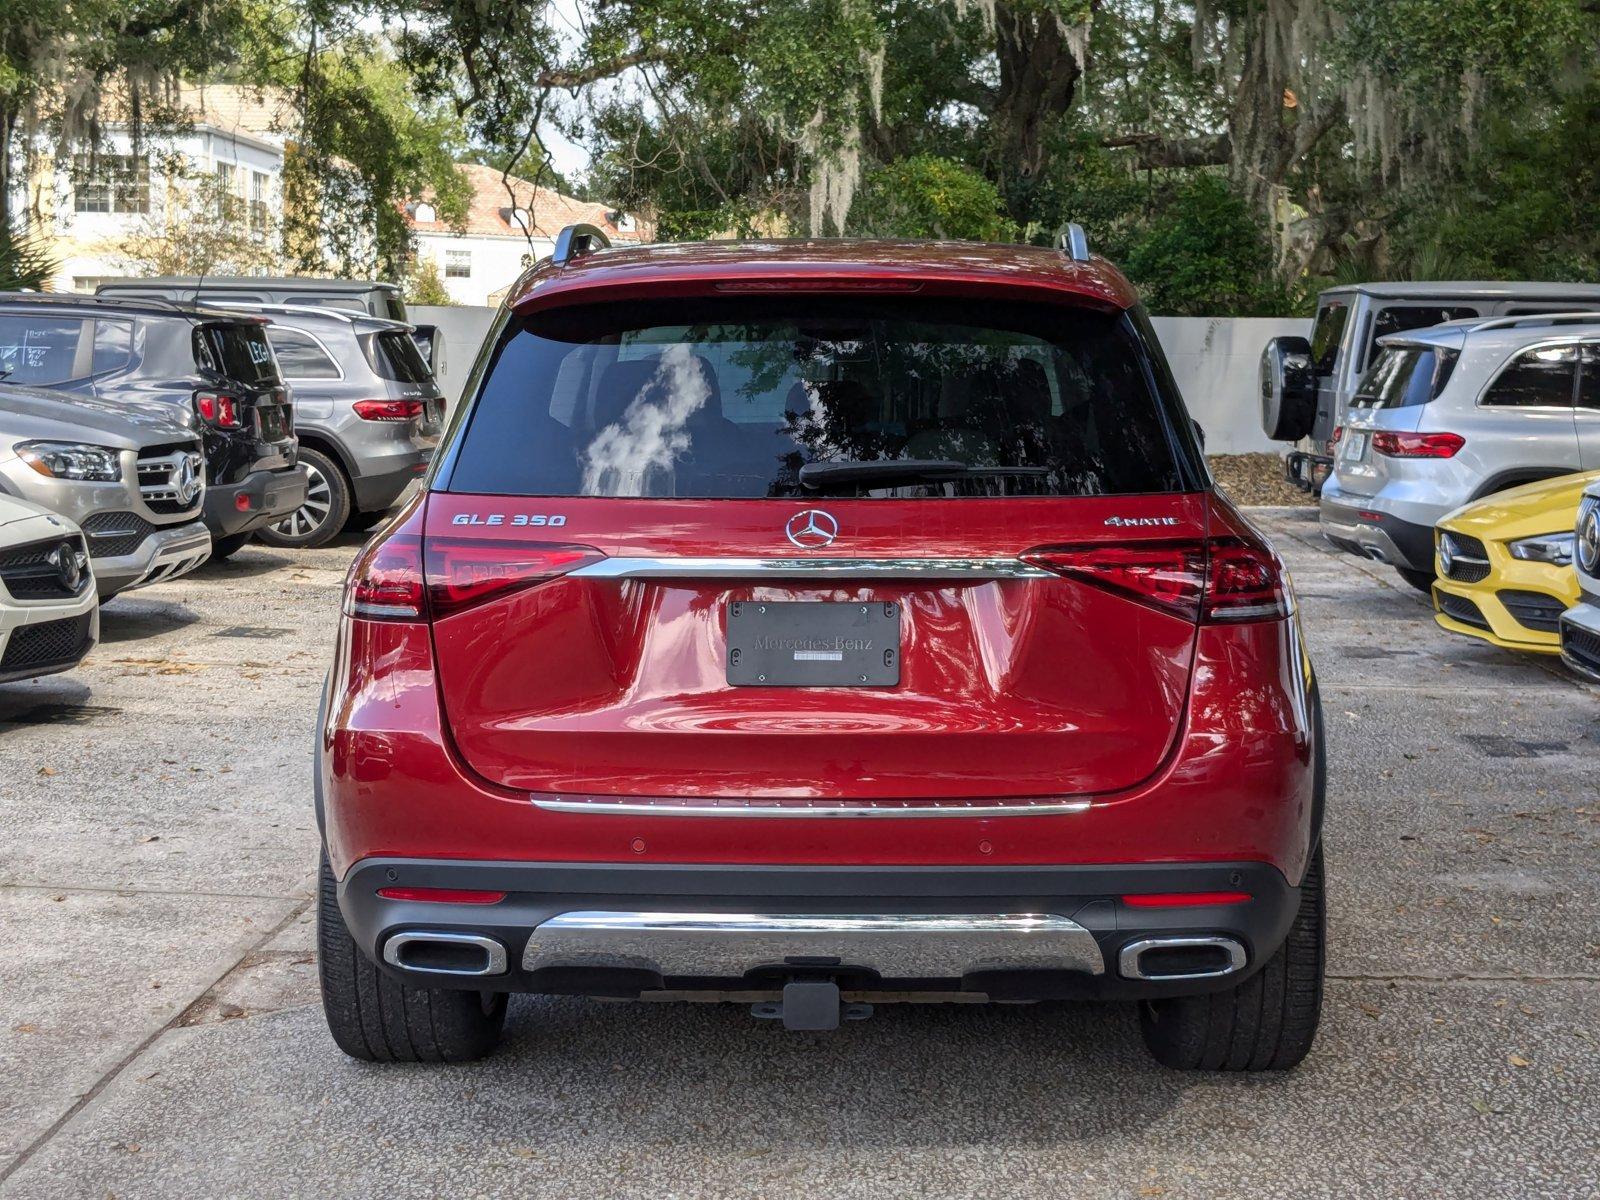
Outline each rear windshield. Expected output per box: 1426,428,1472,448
193,322,280,388
446,298,1186,499
1351,345,1458,409
370,330,432,383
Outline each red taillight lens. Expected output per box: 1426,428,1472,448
1022,536,1289,624
194,391,240,428
423,538,604,618
376,887,506,904
344,529,425,620
1021,542,1207,621
1372,430,1464,458
1122,891,1252,908
1329,426,1342,447
1203,536,1290,622
353,398,426,422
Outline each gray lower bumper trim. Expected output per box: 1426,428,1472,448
521,910,1105,978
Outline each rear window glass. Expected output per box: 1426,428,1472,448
0,315,85,385
1363,305,1478,371
193,322,280,387
1308,303,1347,374
1351,345,1457,409
447,298,1186,499
370,330,432,383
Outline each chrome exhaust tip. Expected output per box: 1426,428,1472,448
1118,935,1247,981
382,931,508,977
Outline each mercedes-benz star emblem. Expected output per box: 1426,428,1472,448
785,508,839,549
175,454,201,505
1579,507,1600,576
1437,534,1454,578
47,543,86,592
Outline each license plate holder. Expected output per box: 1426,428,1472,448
727,601,900,687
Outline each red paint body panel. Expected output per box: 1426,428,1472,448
505,240,1139,316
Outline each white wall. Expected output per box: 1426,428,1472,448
413,305,1308,455
413,234,551,307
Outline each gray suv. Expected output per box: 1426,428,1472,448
1319,313,1600,590
0,384,210,596
248,306,442,547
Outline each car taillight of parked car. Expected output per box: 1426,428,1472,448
194,391,241,429
1372,430,1465,458
352,399,425,422
1020,536,1290,623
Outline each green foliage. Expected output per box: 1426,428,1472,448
851,155,1013,241
0,220,55,290
404,256,454,306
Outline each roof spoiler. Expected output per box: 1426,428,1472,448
1055,223,1090,263
551,223,612,266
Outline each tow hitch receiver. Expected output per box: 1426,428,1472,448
752,981,874,1031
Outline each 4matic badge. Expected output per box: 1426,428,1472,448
451,513,568,527
1104,516,1181,527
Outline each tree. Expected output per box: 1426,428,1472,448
0,219,55,289
403,255,453,305
110,166,282,276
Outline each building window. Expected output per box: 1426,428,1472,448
73,155,150,214
249,171,270,231
445,250,472,278
215,162,245,220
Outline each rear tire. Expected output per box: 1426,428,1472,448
1395,566,1435,594
1138,845,1325,1071
316,855,507,1062
258,448,350,549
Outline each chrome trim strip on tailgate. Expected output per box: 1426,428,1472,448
531,797,1091,819
522,911,1105,977
568,556,1053,580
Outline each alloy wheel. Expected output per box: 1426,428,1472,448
273,461,333,540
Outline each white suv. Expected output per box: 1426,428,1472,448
1319,313,1600,591
0,493,98,684
1560,482,1600,680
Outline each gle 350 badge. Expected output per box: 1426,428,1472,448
451,513,569,527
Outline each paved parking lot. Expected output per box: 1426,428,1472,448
0,506,1596,1199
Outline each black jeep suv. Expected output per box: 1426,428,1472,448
0,294,306,557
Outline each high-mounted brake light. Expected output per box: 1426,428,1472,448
713,279,922,293
353,398,426,422
194,390,240,428
1021,536,1289,624
1372,430,1464,458
423,538,604,618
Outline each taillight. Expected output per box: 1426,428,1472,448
353,399,425,422
194,391,240,428
1022,537,1289,624
423,538,604,618
1329,426,1343,447
1372,430,1464,458
1020,542,1206,620
344,528,425,620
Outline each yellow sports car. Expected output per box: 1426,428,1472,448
1432,471,1596,653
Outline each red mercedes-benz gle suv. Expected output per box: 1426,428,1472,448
316,226,1325,1070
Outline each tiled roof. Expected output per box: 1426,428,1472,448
407,162,649,242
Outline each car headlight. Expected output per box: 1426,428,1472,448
1507,531,1575,566
16,441,123,482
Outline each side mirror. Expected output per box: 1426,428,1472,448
1191,418,1206,450
1260,335,1317,442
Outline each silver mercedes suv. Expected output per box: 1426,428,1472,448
1560,480,1600,680
1318,313,1600,591
0,385,211,596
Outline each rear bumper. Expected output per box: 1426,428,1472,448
203,467,308,537
338,857,1300,1001
1319,497,1435,572
1285,451,1331,493
350,453,430,514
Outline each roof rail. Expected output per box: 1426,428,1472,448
1467,310,1600,335
1055,223,1090,263
207,300,412,330
551,223,612,266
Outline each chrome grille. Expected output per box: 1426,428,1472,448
135,442,204,515
1439,532,1489,583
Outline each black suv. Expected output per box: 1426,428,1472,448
0,294,306,557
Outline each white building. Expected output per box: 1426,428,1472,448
406,162,649,306
13,85,292,293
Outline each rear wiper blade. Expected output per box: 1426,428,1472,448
798,459,1050,489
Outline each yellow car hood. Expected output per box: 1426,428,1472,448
1441,471,1600,541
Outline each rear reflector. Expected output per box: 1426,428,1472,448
1372,430,1465,458
1021,536,1289,623
377,887,507,904
1122,891,1252,908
